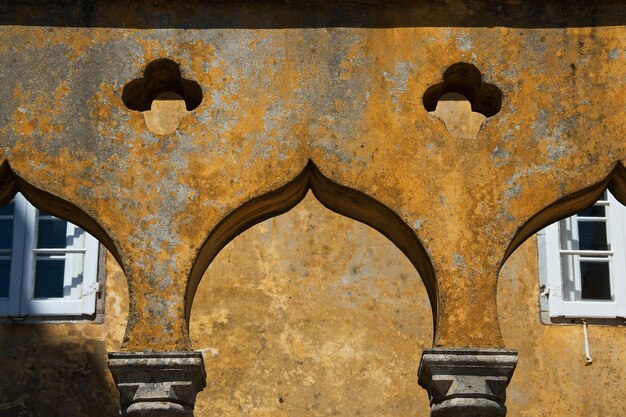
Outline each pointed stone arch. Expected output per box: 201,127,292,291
185,160,438,334
0,160,123,268
502,161,626,265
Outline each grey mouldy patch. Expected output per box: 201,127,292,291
455,35,473,51
453,253,466,270
294,29,371,143
608,48,620,60
60,34,142,159
547,142,572,161
383,61,417,113
503,181,522,200
383,61,416,95
490,146,512,167
530,109,549,142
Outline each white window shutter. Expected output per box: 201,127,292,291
81,234,100,315
17,198,37,316
5,196,28,316
610,193,626,318
544,222,564,317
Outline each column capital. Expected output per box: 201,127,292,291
418,348,518,417
108,351,207,417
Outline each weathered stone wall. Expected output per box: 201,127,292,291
0,2,624,415
1,2,624,352
2,196,624,416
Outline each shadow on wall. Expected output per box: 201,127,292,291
190,192,433,416
0,252,128,417
0,251,129,417
1,0,625,29
0,330,119,417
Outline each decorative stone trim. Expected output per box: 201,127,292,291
418,348,518,417
108,351,207,416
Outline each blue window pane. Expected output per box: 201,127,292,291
577,221,608,251
34,259,65,298
0,259,10,297
0,219,13,249
0,201,14,216
580,261,612,300
37,218,68,248
578,205,605,217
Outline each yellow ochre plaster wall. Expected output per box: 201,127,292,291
0,2,624,415
1,14,624,350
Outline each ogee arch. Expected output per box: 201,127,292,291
185,160,438,339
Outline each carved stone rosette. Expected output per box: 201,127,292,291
418,348,518,417
108,351,207,417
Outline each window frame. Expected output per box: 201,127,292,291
0,194,100,318
539,190,626,320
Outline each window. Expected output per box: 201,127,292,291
0,193,100,318
539,191,626,319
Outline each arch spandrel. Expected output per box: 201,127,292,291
0,160,122,266
503,161,626,266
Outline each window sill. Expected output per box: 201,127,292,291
0,312,103,324
540,310,626,326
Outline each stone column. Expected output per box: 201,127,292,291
418,348,518,417
108,351,207,417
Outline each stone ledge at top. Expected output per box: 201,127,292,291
1,0,624,29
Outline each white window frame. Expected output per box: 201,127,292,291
0,193,99,317
539,190,626,319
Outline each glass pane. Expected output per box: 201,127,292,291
33,258,65,298
578,205,605,217
580,261,612,300
577,221,608,251
0,219,13,249
0,259,10,298
37,218,68,248
0,201,14,216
